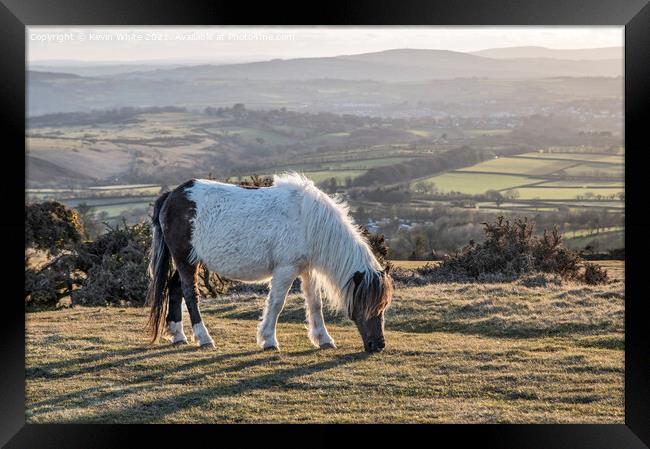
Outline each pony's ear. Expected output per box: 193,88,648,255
353,271,364,285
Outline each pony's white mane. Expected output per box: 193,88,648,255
273,172,382,315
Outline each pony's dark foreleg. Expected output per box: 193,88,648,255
178,263,215,349
164,271,188,344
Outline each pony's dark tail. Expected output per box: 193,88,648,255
146,191,172,343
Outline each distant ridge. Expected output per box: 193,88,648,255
471,46,622,60
27,47,623,115
103,48,622,82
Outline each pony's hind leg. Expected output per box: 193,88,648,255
301,272,336,349
164,271,188,345
257,266,298,351
177,262,215,349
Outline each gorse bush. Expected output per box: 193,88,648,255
359,225,390,269
25,255,82,305
25,201,83,256
71,221,151,306
583,262,609,285
25,200,154,307
436,216,607,284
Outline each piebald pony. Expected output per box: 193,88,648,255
146,173,392,352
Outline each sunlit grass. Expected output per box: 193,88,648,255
26,268,624,424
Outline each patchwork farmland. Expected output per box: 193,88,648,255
26,148,624,240
417,150,623,207
26,106,624,256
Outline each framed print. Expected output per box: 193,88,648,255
2,0,649,447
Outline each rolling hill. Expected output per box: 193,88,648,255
27,47,623,116
471,46,622,60
109,48,622,82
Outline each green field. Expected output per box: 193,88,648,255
26,265,624,423
26,183,160,221
414,150,624,209
517,152,624,164
297,170,365,185
564,201,624,209
418,172,543,195
564,227,624,238
273,156,412,173
408,129,433,137
513,187,623,201
536,180,624,188
458,157,575,176
463,129,512,137
563,163,623,177
90,202,152,218
316,157,412,170
565,230,625,251
213,127,297,145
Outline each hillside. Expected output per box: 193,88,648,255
26,265,624,423
111,48,622,82
27,48,623,116
471,46,622,60
26,103,623,189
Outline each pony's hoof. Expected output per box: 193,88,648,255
263,345,279,352
172,339,189,346
319,342,337,349
200,342,216,350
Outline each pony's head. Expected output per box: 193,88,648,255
348,266,393,353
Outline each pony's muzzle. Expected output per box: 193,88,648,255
364,339,385,353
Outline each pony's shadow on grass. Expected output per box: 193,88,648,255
387,316,616,339
30,348,262,410
29,344,158,372
204,304,347,324
26,344,191,380
64,350,371,423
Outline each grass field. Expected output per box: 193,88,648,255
514,187,623,201
26,262,623,424
415,151,624,211
536,180,624,188
268,156,414,180
418,172,543,195
458,157,575,176
563,163,623,177
565,231,625,252
517,152,624,164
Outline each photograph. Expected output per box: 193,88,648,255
24,25,627,424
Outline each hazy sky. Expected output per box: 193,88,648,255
27,26,623,63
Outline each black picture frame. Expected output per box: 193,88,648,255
2,0,649,447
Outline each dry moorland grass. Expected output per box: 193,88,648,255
26,262,624,424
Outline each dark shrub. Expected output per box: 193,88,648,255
198,266,232,297
359,226,390,269
583,262,609,285
71,221,151,306
442,217,575,279
25,255,82,305
429,216,607,284
25,208,153,307
237,174,274,188
25,202,83,256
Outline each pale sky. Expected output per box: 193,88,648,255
27,26,624,63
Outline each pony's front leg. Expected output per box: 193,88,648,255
257,266,297,351
301,272,336,349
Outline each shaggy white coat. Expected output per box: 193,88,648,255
184,173,381,348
